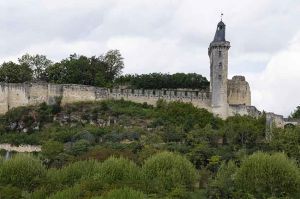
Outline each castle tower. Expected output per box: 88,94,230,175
208,20,231,118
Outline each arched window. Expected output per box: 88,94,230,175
219,51,222,57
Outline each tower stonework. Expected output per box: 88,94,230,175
208,21,230,119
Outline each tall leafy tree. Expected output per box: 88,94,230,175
235,152,300,198
0,61,33,83
290,105,300,119
100,50,124,82
18,54,52,81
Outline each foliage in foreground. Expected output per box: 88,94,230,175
96,187,145,199
142,151,198,193
0,100,299,198
235,152,300,198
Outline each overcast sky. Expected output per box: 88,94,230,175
1,0,300,116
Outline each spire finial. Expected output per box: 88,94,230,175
221,13,224,21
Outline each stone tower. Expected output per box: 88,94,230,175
208,20,231,118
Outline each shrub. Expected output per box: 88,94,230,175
70,139,90,155
94,156,141,186
95,187,145,199
0,185,22,199
47,184,81,199
0,154,46,191
208,161,237,198
235,152,300,198
142,152,198,193
46,160,98,192
42,140,64,160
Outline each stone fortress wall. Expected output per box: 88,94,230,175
0,81,258,117
0,82,296,128
0,82,213,115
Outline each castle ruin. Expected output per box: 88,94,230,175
0,20,297,128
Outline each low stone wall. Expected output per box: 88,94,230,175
0,144,41,152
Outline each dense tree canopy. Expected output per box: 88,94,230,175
0,61,33,83
18,54,52,81
0,50,124,87
115,73,210,90
45,50,124,87
0,51,212,91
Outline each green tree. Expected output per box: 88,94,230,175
18,54,52,81
290,105,300,119
0,61,33,83
96,187,145,199
42,140,64,160
223,115,265,148
208,161,237,198
70,139,90,155
115,73,209,89
93,156,141,186
156,101,214,132
0,154,46,191
45,63,66,84
100,50,124,82
0,185,22,199
142,152,198,194
270,127,300,163
45,52,122,87
46,160,98,193
46,184,81,199
235,152,300,198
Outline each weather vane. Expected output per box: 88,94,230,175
221,13,224,21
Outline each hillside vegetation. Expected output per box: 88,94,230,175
0,99,299,198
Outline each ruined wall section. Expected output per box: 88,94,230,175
228,76,251,106
228,104,261,118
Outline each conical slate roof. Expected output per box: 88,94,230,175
212,21,226,42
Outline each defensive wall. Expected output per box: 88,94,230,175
0,83,212,115
0,82,258,117
1,82,296,129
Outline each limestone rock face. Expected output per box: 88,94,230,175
227,76,251,106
